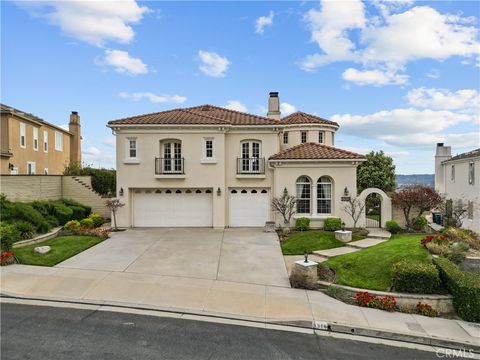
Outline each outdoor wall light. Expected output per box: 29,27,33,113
344,187,350,197
8,163,14,171
119,187,124,196
342,222,346,231
304,250,308,263
217,187,221,196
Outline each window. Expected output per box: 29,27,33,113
318,131,324,144
55,131,63,151
301,131,307,143
33,127,38,151
128,139,137,158
205,139,214,158
162,141,182,173
451,165,455,182
43,130,48,152
469,161,475,185
317,176,332,214
240,140,262,173
20,122,26,148
44,168,48,175
283,132,289,144
27,162,36,175
296,176,311,214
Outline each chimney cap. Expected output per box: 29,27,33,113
437,142,444,147
71,111,78,115
269,92,278,97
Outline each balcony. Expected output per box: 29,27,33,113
155,158,185,178
236,157,265,176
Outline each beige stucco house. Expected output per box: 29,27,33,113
107,92,366,229
1,104,81,175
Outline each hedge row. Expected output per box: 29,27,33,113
433,257,480,322
392,260,441,294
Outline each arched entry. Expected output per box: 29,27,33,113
359,188,392,228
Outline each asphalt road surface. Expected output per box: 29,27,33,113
1,303,441,360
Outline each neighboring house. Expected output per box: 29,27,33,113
107,92,366,229
435,143,480,234
1,104,81,175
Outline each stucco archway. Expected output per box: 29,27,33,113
359,188,392,228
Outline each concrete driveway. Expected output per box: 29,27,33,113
56,228,290,287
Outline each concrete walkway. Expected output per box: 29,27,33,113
1,264,478,350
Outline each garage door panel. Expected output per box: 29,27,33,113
229,189,269,227
133,191,212,227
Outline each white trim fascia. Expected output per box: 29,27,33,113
283,123,339,130
441,157,480,165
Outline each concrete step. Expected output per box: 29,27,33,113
347,238,386,249
313,247,358,258
365,228,391,239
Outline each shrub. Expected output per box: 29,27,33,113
63,164,116,196
385,220,401,234
53,203,73,225
446,248,466,264
0,251,15,266
425,242,451,257
77,227,111,240
61,199,92,217
0,194,13,222
88,213,103,227
11,203,44,229
324,217,342,231
355,292,397,312
295,217,310,231
46,215,59,228
0,223,20,252
79,218,94,228
64,220,80,232
14,221,36,240
411,216,428,231
433,257,480,322
69,206,86,221
416,302,438,317
392,260,440,294
30,201,50,217
443,227,480,250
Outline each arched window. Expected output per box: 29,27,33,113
240,140,262,173
296,176,311,214
161,139,182,173
317,176,332,214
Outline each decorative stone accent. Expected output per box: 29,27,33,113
265,221,276,232
335,230,352,243
34,246,51,254
293,260,318,287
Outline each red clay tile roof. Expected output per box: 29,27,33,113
269,143,365,160
281,112,338,126
108,105,282,126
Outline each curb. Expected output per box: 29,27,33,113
1,292,478,353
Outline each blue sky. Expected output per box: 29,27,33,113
2,0,479,173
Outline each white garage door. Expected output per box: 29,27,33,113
229,189,270,227
133,189,213,227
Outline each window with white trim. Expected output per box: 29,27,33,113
54,131,63,151
318,131,324,144
43,130,48,152
128,139,137,158
20,122,26,148
451,165,455,182
283,132,289,144
27,162,36,175
44,168,49,175
317,176,332,214
204,138,214,158
296,176,311,214
301,131,307,143
469,161,475,185
33,127,38,151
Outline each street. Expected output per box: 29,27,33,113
0,303,440,360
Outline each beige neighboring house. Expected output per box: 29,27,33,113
435,143,480,234
107,92,366,229
1,104,81,175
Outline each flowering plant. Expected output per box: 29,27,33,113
421,234,449,247
0,251,15,266
416,302,438,317
355,292,397,312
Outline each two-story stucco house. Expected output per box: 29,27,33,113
107,92,365,229
435,143,479,234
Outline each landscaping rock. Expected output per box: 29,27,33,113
34,246,51,254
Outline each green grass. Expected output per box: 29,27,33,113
14,236,103,267
281,230,366,255
326,234,431,291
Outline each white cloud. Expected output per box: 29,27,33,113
103,138,116,147
83,146,101,156
224,100,248,112
255,11,274,34
385,150,410,158
406,87,479,112
119,92,187,104
280,102,297,116
17,0,149,47
426,69,440,79
342,67,408,86
103,50,148,75
198,50,230,78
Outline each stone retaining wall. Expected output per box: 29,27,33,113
459,256,480,273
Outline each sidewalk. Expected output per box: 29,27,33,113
1,264,478,351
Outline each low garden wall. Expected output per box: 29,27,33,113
318,281,455,315
459,256,480,273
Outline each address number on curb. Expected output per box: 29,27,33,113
313,321,329,331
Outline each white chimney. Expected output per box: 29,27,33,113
267,92,280,120
435,143,451,193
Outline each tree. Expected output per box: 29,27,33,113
64,162,116,196
357,151,396,193
392,185,443,229
440,197,479,228
105,199,125,230
342,196,366,229
272,188,296,225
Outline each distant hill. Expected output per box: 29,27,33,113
396,174,434,188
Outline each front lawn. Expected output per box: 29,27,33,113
281,230,366,255
14,236,103,266
326,234,431,291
